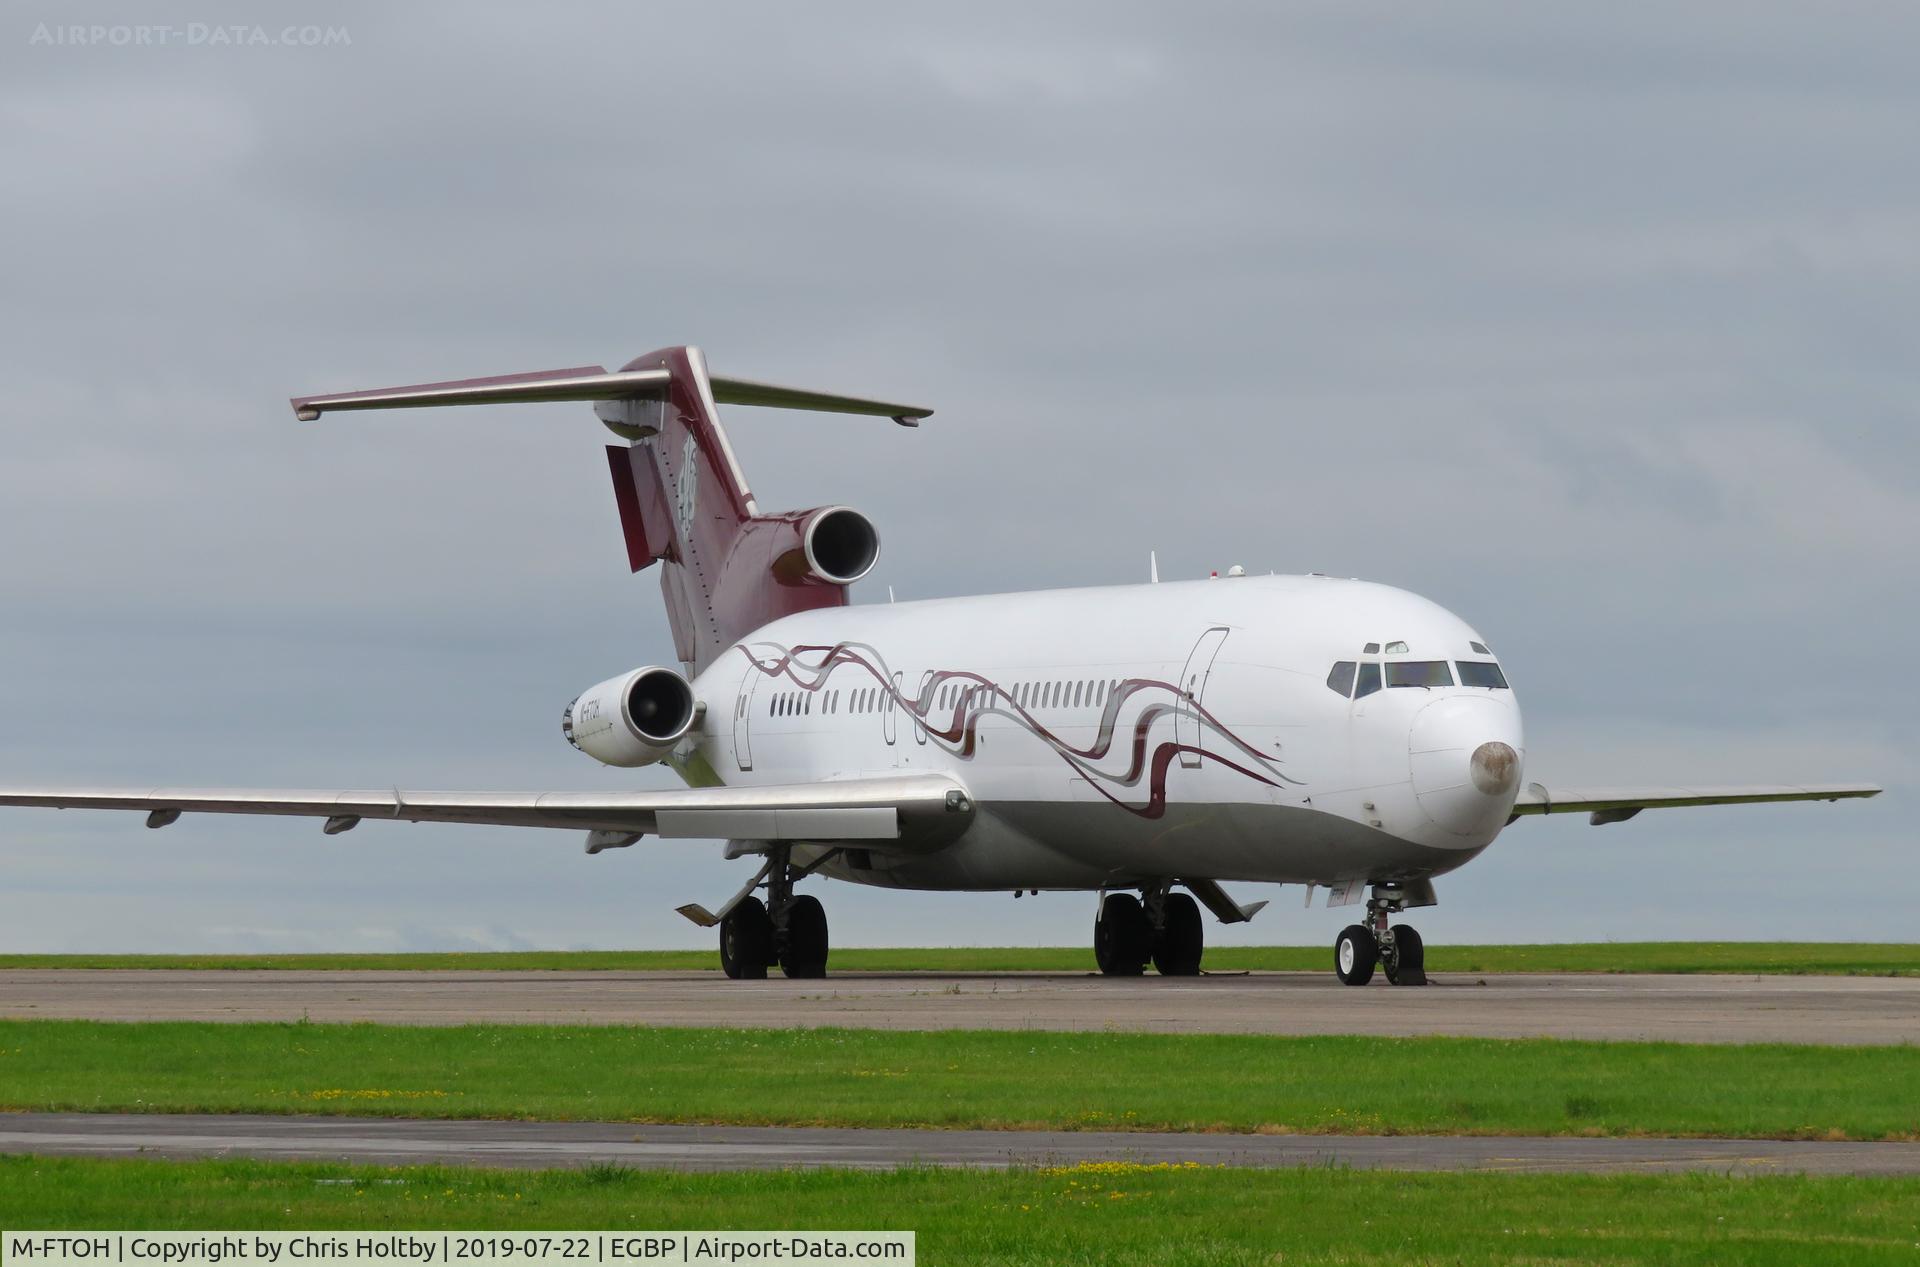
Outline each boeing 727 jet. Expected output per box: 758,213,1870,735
0,347,1881,984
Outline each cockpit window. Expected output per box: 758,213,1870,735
1386,660,1453,688
1326,661,1356,697
1353,662,1382,699
1469,640,1490,655
1457,661,1509,689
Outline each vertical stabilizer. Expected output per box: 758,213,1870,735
600,347,892,673
290,346,926,676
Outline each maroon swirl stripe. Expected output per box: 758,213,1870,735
737,641,1301,821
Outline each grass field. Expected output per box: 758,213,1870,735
1,941,1915,975
3,1019,1916,1140
2,1155,1917,1265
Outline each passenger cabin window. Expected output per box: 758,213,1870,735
1326,661,1356,697
1354,663,1382,699
1386,661,1453,688
1457,661,1509,689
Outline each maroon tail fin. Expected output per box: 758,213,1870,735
602,347,892,674
289,345,924,677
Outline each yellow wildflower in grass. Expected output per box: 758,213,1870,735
301,1089,451,1101
1036,1160,1219,1178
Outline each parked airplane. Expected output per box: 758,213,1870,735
0,347,1881,985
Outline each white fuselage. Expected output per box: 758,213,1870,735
674,574,1525,893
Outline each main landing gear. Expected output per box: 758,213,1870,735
1094,885,1204,976
719,846,830,980
1334,888,1426,987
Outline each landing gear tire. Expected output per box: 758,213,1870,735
1151,892,1204,976
1384,925,1426,986
1094,893,1151,976
779,893,830,979
720,897,773,980
1335,924,1378,986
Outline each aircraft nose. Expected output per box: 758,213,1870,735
1409,697,1523,840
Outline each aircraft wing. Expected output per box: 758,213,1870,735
0,773,971,853
1511,782,1882,826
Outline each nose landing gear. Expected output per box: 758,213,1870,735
1333,887,1427,986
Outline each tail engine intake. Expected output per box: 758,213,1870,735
562,666,697,767
802,506,880,585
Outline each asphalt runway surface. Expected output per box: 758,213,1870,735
2,968,1917,1044
6,1111,1920,1175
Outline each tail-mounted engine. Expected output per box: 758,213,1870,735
800,506,880,585
562,666,697,767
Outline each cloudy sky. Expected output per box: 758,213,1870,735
0,2,1911,952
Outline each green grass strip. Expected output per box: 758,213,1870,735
2,1155,1918,1265
0,941,1915,975
2,1020,1916,1140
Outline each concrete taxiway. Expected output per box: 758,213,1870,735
3,969,1918,1044
4,1112,1919,1175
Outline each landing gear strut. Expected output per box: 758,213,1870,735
718,846,830,980
1094,885,1205,976
1333,886,1425,987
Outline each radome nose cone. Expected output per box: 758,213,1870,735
1409,697,1523,841
1471,741,1520,795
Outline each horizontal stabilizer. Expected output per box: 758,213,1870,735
292,366,666,419
293,364,932,424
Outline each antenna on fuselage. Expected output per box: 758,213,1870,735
1149,551,1159,584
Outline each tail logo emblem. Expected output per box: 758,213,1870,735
675,432,699,539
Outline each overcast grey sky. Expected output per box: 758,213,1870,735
0,2,1911,952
